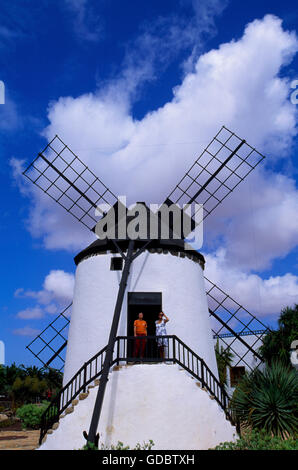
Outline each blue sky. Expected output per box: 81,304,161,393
0,0,298,367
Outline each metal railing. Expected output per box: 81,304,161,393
39,335,234,444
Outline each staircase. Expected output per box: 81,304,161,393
39,335,237,446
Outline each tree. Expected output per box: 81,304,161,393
215,339,234,385
42,367,63,390
12,376,48,404
24,365,44,380
0,363,26,396
259,304,298,366
0,364,62,403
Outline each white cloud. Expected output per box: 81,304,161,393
204,169,298,271
17,269,74,305
25,15,297,254
13,327,41,337
204,249,298,316
15,270,74,321
16,306,44,320
16,14,298,317
43,270,75,302
44,304,59,315
43,15,297,185
15,286,52,305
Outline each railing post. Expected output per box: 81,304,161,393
172,336,176,363
39,414,45,445
83,362,87,392
116,338,120,365
201,361,205,388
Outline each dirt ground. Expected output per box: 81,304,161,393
0,421,39,450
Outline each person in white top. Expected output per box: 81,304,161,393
155,311,169,359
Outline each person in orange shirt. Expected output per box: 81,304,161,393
133,312,147,360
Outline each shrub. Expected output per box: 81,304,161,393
16,402,49,429
82,439,155,450
213,429,298,450
231,361,298,438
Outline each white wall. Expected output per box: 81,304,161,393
63,250,218,385
40,364,237,450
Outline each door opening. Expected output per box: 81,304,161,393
127,292,162,360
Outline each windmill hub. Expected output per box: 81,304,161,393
94,199,202,249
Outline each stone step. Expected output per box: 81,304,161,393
79,392,89,401
65,406,74,415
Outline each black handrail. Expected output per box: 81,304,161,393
39,343,108,444
39,335,235,444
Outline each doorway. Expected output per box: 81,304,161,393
127,292,162,360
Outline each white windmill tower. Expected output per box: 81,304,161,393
23,126,269,450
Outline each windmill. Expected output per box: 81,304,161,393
23,125,269,449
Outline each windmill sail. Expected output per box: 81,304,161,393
23,137,120,370
26,304,71,371
23,135,118,231
166,126,265,225
205,277,269,370
164,126,267,365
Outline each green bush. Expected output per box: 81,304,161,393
82,439,155,450
16,402,49,429
213,429,298,450
231,361,298,438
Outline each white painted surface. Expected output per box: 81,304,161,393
63,251,218,385
39,364,237,450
